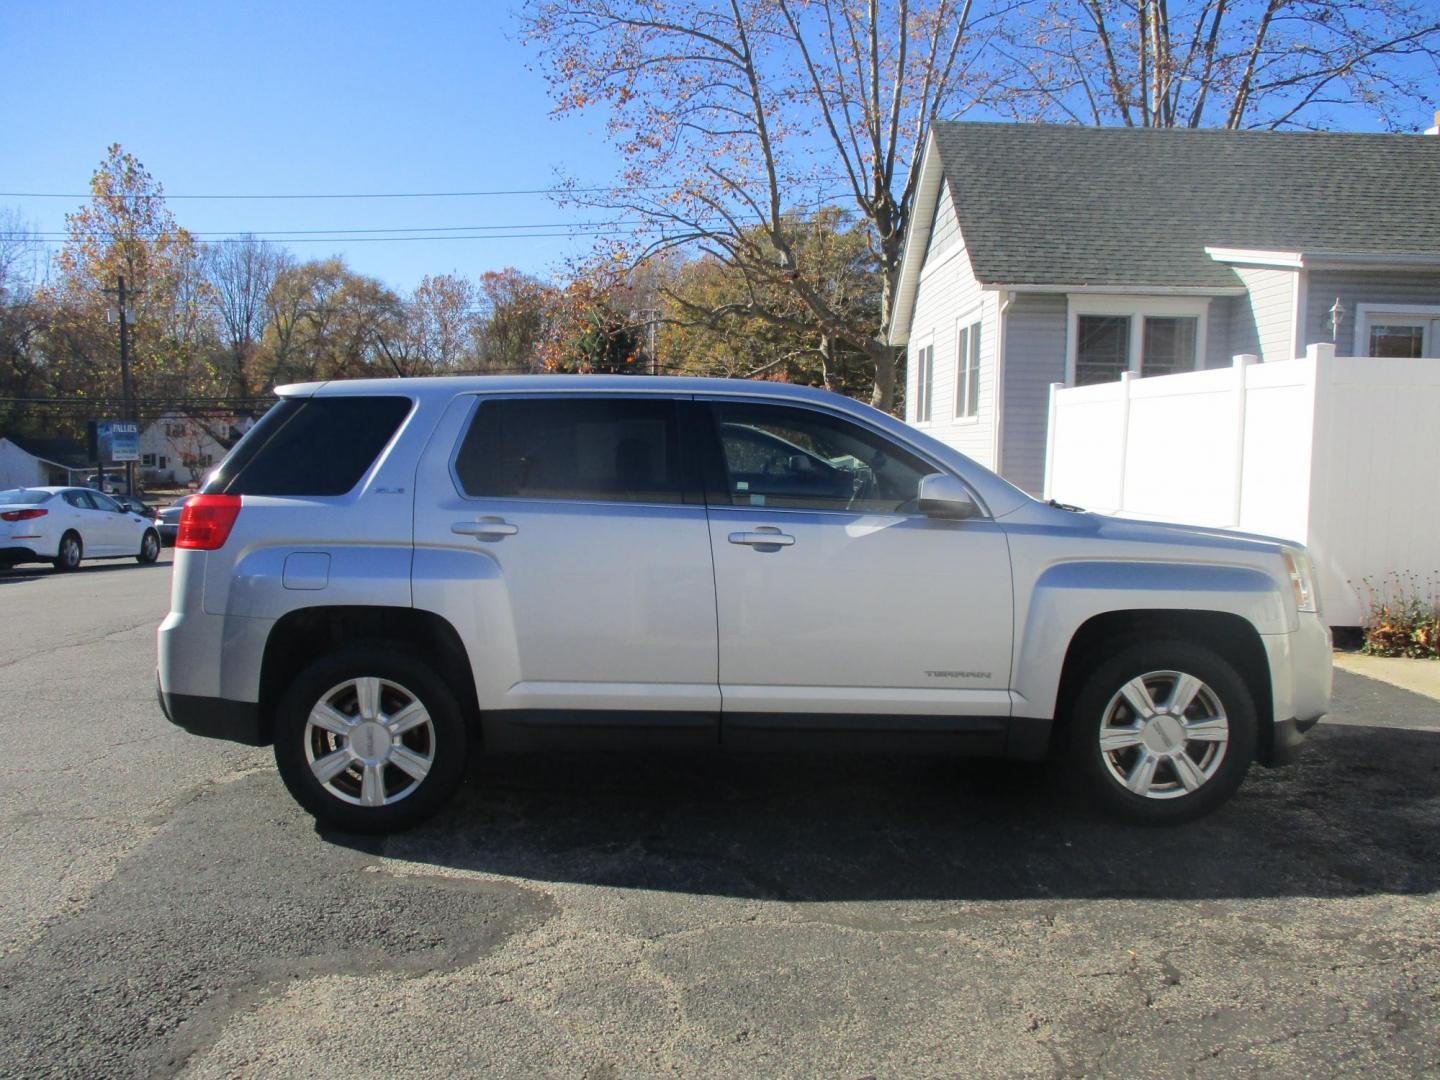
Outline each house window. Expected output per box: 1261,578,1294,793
1141,317,1198,376
1076,316,1130,385
1069,298,1210,386
158,456,167,469
1356,305,1440,358
914,342,935,422
141,453,156,467
954,318,981,418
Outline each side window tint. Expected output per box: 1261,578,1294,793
64,491,94,509
455,397,685,504
709,403,932,513
90,491,120,512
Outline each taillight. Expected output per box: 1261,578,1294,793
176,495,242,550
0,508,46,522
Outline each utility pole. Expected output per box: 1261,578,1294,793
103,275,137,495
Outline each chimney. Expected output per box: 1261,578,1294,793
1427,109,1440,135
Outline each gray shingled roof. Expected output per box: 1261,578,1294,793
931,122,1440,288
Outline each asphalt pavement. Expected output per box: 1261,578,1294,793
1,554,1437,1078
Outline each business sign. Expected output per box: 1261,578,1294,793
95,420,140,463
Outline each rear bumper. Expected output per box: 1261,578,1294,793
157,677,268,745
0,545,40,565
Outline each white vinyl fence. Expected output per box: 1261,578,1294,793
1045,343,1440,626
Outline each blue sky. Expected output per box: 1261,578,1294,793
0,0,626,290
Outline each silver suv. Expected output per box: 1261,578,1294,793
157,376,1331,832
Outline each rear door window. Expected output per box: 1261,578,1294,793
206,396,412,496
454,397,687,504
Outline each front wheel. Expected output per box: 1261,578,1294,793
1066,640,1257,824
136,529,161,564
274,646,469,833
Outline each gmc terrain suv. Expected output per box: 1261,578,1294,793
157,377,1331,832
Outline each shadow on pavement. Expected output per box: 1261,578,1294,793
0,559,168,580
349,715,1440,904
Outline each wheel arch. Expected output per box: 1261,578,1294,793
257,605,479,744
1050,608,1274,761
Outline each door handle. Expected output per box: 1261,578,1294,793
452,518,519,539
728,529,795,548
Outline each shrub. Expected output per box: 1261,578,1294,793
1354,573,1440,659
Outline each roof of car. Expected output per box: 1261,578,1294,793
276,374,859,408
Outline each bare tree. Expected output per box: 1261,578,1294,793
522,0,990,411
0,210,40,302
205,237,293,398
988,0,1440,130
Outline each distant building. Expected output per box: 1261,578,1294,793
0,435,89,490
138,413,253,485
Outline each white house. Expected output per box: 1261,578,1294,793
0,436,89,490
138,413,252,485
888,122,1440,495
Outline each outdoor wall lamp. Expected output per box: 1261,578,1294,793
1329,297,1344,341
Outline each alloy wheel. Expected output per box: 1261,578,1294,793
1097,669,1230,799
303,676,436,807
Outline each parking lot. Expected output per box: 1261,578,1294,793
0,555,1437,1079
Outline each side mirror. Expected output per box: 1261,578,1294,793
917,473,980,520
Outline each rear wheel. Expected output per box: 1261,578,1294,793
273,645,468,833
136,529,161,564
52,532,82,573
1067,640,1257,824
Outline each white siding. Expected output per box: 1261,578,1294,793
1000,294,1067,495
905,235,998,469
1231,266,1297,361
1305,269,1440,356
923,181,960,268
0,441,57,490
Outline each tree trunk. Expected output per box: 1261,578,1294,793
818,334,843,393
868,341,899,413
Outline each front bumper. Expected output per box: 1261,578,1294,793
1259,611,1332,766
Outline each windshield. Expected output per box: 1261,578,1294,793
0,489,52,506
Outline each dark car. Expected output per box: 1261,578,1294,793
115,495,158,520
156,495,195,547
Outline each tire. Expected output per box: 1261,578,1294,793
273,645,469,833
1065,639,1257,824
52,532,82,573
136,529,161,565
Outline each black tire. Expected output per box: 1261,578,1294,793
1066,639,1257,824
52,531,82,573
136,529,161,565
273,645,469,833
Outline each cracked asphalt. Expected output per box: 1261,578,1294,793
1,555,1438,1078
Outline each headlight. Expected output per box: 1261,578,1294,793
1281,548,1318,613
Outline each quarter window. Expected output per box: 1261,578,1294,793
454,397,686,504
955,319,981,418
709,402,931,514
206,396,413,497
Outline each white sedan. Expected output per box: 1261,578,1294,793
0,486,162,572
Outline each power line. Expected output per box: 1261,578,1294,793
0,177,852,201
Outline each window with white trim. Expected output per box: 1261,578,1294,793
954,317,981,418
1068,297,1210,386
1356,304,1440,358
914,342,935,422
